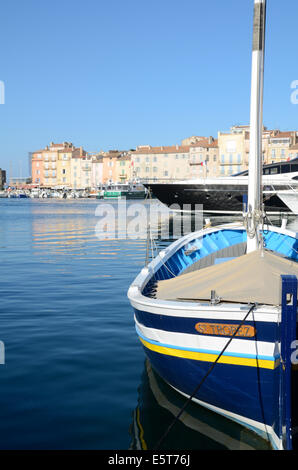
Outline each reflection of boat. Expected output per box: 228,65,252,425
277,189,298,214
144,160,298,215
130,360,271,450
128,0,298,450
97,183,146,200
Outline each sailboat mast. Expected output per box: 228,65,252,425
246,0,266,253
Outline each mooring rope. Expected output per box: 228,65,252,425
153,302,257,450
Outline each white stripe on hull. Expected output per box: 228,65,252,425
135,317,279,359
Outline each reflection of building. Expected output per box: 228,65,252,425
0,169,6,189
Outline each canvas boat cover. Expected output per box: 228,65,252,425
155,249,298,305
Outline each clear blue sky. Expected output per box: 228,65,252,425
0,0,298,177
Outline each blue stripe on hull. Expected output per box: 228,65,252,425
141,344,281,441
134,308,278,343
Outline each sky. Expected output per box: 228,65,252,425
0,0,298,177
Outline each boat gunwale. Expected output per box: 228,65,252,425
127,222,298,317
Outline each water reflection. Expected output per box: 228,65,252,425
30,199,203,262
129,360,271,451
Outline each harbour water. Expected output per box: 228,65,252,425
0,198,297,450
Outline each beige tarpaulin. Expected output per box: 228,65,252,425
156,250,298,305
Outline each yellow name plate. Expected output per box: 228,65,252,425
195,322,256,338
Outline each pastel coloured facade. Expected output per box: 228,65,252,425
189,137,219,178
131,145,190,182
102,151,123,184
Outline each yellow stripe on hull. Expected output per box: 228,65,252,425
139,337,279,370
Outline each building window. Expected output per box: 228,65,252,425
146,167,150,173
229,154,233,164
237,154,241,163
221,154,225,163
153,167,157,173
164,171,168,176
62,169,66,174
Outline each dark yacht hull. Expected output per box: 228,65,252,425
144,183,290,214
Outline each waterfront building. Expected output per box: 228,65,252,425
181,135,208,146
189,137,219,178
131,145,190,182
31,142,74,187
31,142,91,188
0,168,6,189
102,150,124,184
90,155,103,189
116,154,133,183
70,147,92,189
56,145,74,188
265,130,298,164
218,126,298,175
218,128,249,176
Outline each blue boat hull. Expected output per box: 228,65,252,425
128,224,298,449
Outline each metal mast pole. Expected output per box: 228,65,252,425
246,0,266,253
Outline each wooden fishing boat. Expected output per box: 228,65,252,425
128,0,298,450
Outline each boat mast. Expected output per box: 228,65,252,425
246,0,266,253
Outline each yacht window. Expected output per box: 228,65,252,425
281,164,290,173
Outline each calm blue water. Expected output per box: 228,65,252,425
0,199,296,450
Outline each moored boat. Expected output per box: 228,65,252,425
277,189,298,214
97,183,146,200
128,0,298,450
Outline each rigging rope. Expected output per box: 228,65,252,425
153,302,257,450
